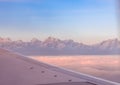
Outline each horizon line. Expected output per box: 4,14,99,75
0,36,119,45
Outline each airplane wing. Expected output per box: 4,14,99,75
0,48,119,85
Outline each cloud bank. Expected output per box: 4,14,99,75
0,37,120,55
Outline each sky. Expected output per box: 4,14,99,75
0,0,118,44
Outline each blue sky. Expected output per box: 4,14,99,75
0,0,118,44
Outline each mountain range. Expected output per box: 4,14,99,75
0,37,120,55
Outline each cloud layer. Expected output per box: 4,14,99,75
0,37,120,55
